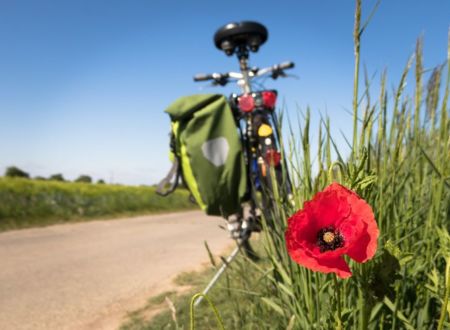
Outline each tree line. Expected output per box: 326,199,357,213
3,166,105,184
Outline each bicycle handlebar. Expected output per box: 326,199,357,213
193,61,295,84
193,73,214,82
277,61,294,70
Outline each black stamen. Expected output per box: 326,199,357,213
317,226,344,252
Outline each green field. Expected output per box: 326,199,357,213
0,178,196,231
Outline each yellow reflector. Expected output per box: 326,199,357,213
258,124,273,137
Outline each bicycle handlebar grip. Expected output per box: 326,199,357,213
278,61,295,70
193,74,213,82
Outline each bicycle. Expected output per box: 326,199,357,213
189,21,295,306
193,21,294,254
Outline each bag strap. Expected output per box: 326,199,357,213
156,157,180,196
156,131,181,196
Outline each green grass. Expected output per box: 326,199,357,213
0,177,197,231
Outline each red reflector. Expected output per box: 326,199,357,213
262,91,277,109
265,149,281,166
238,94,254,112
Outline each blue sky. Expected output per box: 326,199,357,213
0,0,448,185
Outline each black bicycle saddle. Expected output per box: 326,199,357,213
214,21,268,55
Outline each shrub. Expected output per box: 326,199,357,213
49,174,65,182
74,175,92,183
5,166,29,178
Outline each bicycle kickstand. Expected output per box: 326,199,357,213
193,245,241,307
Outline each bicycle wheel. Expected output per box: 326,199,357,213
239,237,259,261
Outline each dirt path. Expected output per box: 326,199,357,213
0,211,231,330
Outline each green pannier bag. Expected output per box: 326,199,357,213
157,94,247,217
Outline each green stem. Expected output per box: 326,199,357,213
314,272,321,326
352,0,362,158
334,275,343,330
437,258,450,330
358,264,370,330
360,291,369,330
190,293,225,330
306,270,315,324
328,161,346,184
391,283,400,330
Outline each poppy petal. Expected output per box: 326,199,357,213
346,216,379,262
325,182,358,197
316,256,352,279
345,192,379,262
303,189,351,229
338,214,365,247
287,211,319,246
288,246,352,278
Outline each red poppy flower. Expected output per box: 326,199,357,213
285,183,379,278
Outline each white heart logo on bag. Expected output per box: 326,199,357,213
201,137,229,167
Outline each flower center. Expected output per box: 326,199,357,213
317,226,344,252
322,231,335,243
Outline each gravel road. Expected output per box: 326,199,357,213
0,211,231,330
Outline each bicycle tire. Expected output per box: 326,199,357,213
239,238,259,261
